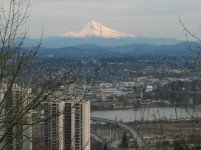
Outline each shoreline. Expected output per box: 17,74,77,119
91,99,201,111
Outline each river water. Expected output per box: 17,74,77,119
91,107,201,122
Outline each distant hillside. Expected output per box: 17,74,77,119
38,42,201,57
24,36,183,48
39,45,115,57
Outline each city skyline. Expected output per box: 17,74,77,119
27,0,201,39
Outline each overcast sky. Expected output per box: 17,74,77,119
27,0,201,39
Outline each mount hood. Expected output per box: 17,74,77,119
61,21,134,38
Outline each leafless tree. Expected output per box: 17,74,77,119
171,17,201,150
0,0,77,150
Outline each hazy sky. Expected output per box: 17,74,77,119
27,0,201,39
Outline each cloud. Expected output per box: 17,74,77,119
27,0,201,39
31,0,201,17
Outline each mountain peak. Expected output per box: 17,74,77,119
61,21,135,38
86,21,101,27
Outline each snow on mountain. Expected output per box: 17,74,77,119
61,21,135,38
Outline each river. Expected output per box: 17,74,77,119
91,107,201,122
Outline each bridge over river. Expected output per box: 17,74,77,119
91,117,144,148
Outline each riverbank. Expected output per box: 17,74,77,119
91,101,201,111
91,100,172,111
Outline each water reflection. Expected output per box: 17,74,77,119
91,107,201,122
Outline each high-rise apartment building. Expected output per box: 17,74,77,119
0,83,32,150
0,83,91,150
43,100,60,150
43,99,90,150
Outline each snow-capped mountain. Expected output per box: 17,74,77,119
61,21,134,38
24,21,182,48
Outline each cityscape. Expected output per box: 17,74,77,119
0,0,201,150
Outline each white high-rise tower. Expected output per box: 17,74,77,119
43,99,90,150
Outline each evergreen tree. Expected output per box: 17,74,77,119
122,132,129,148
104,142,108,150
